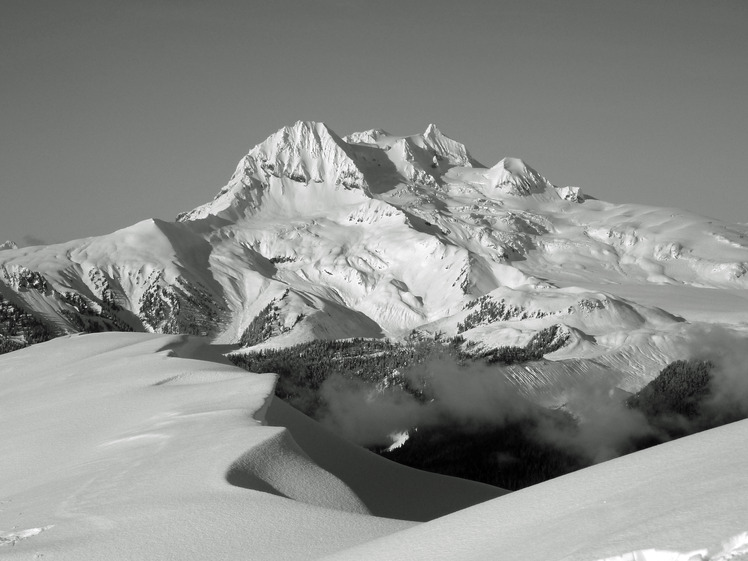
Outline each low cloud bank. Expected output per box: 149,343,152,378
319,325,748,469
319,354,535,447
679,325,748,423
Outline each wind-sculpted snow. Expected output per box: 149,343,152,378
225,427,370,514
0,333,502,559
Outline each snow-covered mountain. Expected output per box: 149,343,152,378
1,120,747,400
3,123,748,558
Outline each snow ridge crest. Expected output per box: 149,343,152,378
178,120,576,223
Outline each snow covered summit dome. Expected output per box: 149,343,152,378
485,157,554,196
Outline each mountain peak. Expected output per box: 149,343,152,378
495,156,530,175
423,123,442,137
178,121,369,222
344,129,390,145
286,119,336,137
250,120,364,186
419,124,480,168
0,240,18,251
265,120,344,155
487,157,552,196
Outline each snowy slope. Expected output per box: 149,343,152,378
323,418,748,561
0,333,502,559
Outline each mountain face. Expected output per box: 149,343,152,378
2,120,748,399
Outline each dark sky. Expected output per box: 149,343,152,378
2,0,747,245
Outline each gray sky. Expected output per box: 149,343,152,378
2,0,747,245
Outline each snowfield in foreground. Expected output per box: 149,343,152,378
1,333,746,560
0,333,498,559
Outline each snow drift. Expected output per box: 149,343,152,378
0,332,501,559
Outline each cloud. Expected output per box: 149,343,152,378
675,324,748,424
318,325,748,465
317,351,613,456
535,376,655,463
319,374,425,446
318,353,537,447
